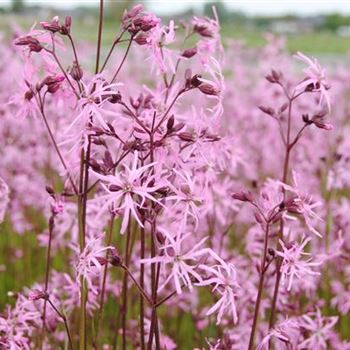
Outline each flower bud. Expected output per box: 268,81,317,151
190,74,202,88
178,131,195,142
182,47,197,58
60,16,72,35
40,17,61,33
254,211,264,224
198,83,220,96
232,191,254,202
166,115,175,131
259,105,275,117
265,69,282,84
70,61,83,81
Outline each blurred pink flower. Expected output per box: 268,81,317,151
198,261,240,325
276,236,321,291
294,51,331,112
299,309,338,349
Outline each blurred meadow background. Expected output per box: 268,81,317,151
1,1,350,346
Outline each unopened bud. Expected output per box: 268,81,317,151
265,69,282,84
182,47,197,58
259,105,275,117
232,191,254,202
178,131,195,142
70,61,83,81
198,83,220,96
254,211,264,224
166,115,175,131
40,18,61,33
190,74,202,88
302,114,311,124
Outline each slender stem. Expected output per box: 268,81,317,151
95,0,104,74
67,34,83,94
68,34,81,69
147,128,161,350
269,99,293,330
99,29,126,73
110,35,134,84
154,88,186,132
140,225,146,350
78,147,87,350
47,299,74,350
38,101,78,194
40,214,55,349
93,214,115,349
122,222,132,350
121,264,152,305
248,223,270,350
120,102,150,134
47,42,79,98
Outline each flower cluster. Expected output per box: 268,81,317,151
0,3,348,350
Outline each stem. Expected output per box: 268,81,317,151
248,223,270,350
47,299,74,350
99,30,126,73
140,226,146,350
47,38,79,98
95,0,104,74
93,214,115,349
121,264,152,305
38,102,78,194
78,147,86,350
122,222,132,350
154,89,186,132
110,35,134,84
147,127,161,350
40,214,55,349
67,34,83,94
269,99,293,330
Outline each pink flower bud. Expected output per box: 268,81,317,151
182,47,197,58
178,131,195,142
232,191,254,202
258,105,275,117
40,17,61,33
28,289,49,301
70,61,83,81
198,83,220,96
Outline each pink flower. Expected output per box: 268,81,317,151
167,169,203,228
198,261,240,325
93,152,164,234
276,236,321,291
65,76,122,133
140,227,211,294
279,171,323,237
257,318,299,350
294,51,331,112
74,235,111,294
299,309,338,349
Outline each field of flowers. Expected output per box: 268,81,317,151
0,3,350,350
